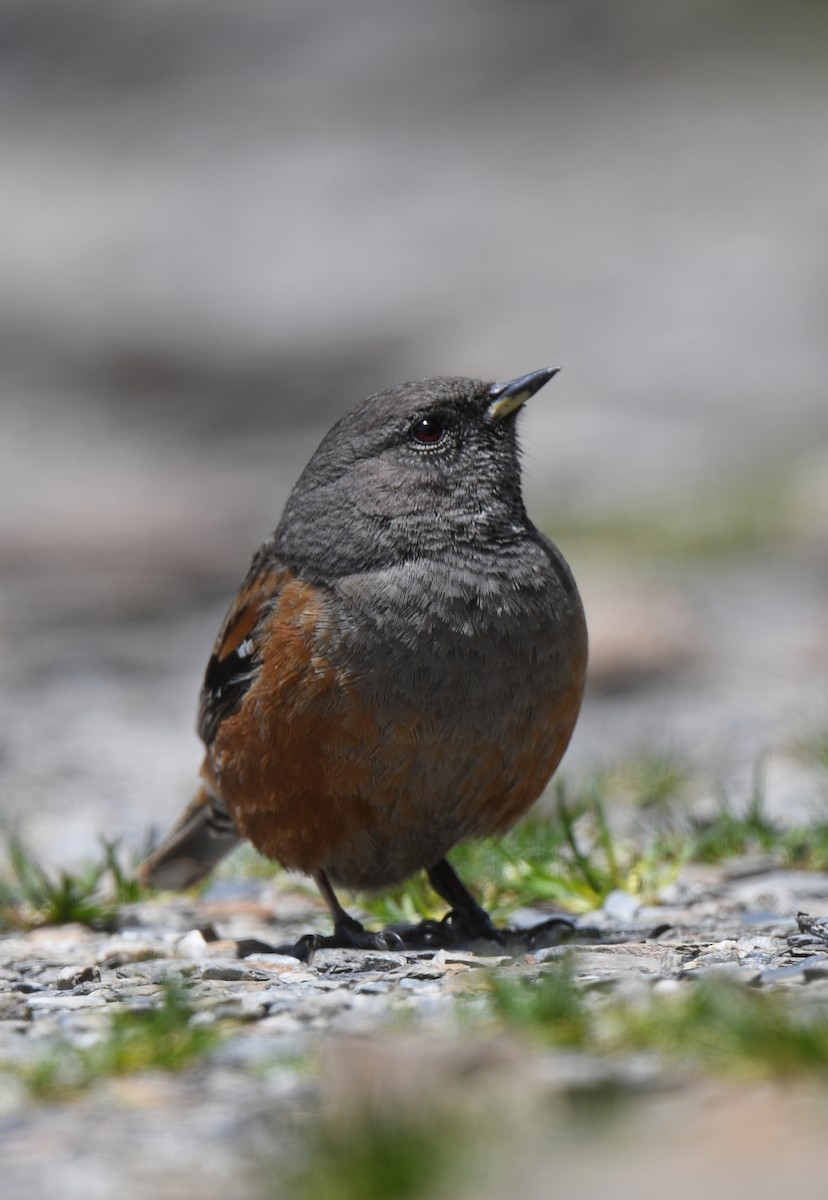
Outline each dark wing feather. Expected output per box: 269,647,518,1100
197,551,293,746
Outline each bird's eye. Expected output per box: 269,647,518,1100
409,416,447,446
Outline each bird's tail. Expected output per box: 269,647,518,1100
137,779,241,891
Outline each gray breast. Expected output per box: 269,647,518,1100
326,536,585,728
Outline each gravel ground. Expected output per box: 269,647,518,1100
4,864,828,1200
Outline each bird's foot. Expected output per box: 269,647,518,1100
386,912,586,953
234,913,595,962
442,904,507,945
507,915,579,951
237,915,404,962
384,906,505,951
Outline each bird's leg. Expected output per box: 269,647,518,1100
295,870,402,953
237,862,581,962
425,858,577,951
426,858,506,945
314,869,372,942
237,869,403,961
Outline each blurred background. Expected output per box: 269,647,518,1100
1,0,827,867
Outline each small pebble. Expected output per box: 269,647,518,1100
690,963,763,986
202,964,271,982
56,964,101,991
603,890,641,923
26,993,108,1012
758,963,809,985
799,958,828,982
177,930,211,958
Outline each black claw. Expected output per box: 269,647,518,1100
649,922,673,939
284,933,321,962
375,929,406,951
382,911,506,952
237,932,320,961
514,916,577,951
442,905,506,945
234,937,281,957
384,919,450,950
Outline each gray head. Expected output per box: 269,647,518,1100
274,368,559,581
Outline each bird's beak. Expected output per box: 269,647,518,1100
486,367,560,421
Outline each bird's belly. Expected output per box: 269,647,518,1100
212,616,584,889
323,663,584,889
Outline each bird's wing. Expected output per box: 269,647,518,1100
197,549,295,747
138,552,297,891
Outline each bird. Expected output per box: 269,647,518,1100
137,368,588,955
